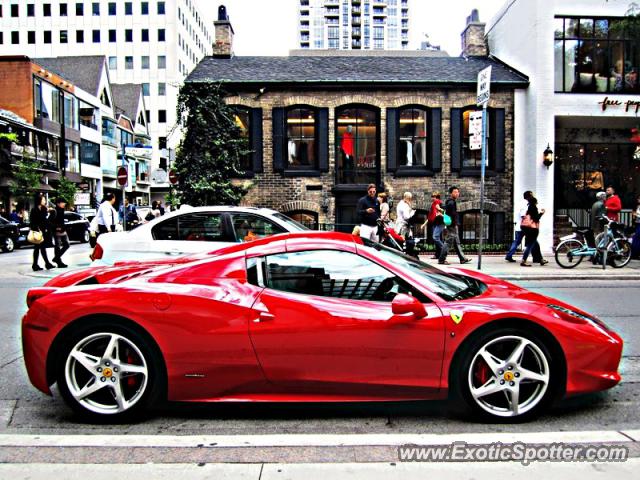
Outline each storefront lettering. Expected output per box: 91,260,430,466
598,96,640,113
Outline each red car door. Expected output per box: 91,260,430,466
248,248,446,398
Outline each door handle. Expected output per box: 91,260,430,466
253,312,275,323
165,249,181,256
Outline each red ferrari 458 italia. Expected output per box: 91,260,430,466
22,232,623,422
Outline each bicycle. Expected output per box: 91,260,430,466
554,216,632,269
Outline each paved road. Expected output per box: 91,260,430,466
0,243,638,438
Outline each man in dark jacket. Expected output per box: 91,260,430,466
356,184,380,241
438,186,471,265
52,197,70,268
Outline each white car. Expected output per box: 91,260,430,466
91,206,308,265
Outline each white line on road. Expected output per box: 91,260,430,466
0,430,634,448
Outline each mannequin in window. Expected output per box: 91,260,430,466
341,125,355,182
288,140,297,165
405,140,413,166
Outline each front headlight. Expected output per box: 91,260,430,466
547,304,611,331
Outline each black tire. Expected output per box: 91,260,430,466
607,239,632,268
554,239,584,268
81,229,90,243
56,322,165,422
2,236,15,253
451,327,559,422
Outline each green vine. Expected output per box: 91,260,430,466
173,82,249,206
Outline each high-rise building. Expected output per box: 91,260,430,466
299,0,409,50
0,0,213,202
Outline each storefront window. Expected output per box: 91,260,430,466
336,105,378,184
398,107,428,168
555,16,640,93
461,107,493,169
286,106,317,170
555,133,640,211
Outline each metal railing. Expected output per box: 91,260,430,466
558,208,635,228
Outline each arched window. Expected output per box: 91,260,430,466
286,106,318,169
335,104,379,184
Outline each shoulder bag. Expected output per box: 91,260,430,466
27,229,44,244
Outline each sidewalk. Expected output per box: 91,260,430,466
418,254,640,281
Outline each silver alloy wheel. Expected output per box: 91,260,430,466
3,237,14,252
64,332,149,415
82,230,90,243
467,335,550,418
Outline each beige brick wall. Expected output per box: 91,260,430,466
227,88,515,226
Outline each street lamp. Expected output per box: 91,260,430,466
543,144,554,169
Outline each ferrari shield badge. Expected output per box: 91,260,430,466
450,310,464,324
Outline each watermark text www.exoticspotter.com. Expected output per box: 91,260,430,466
398,442,629,466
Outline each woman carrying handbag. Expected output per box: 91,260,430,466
29,194,55,271
520,193,545,267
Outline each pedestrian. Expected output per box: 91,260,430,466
604,185,622,222
590,191,607,245
520,193,545,267
355,184,380,242
95,193,118,235
396,192,415,239
377,192,390,242
150,200,162,219
29,194,55,271
505,191,547,264
51,197,70,268
632,194,640,260
427,191,444,259
119,198,138,229
438,187,471,265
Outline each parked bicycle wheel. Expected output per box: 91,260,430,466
555,239,584,268
607,238,632,268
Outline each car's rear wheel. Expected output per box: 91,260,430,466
82,229,90,243
2,237,15,253
453,328,558,422
56,324,164,421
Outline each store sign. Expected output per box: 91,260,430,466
74,192,91,206
125,145,153,159
598,96,640,113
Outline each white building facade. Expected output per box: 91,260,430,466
299,0,409,50
0,0,212,203
487,0,640,251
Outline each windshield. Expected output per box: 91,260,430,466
358,239,487,301
272,213,309,231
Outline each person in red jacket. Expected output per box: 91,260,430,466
604,186,622,222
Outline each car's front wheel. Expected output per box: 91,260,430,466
56,324,164,421
82,229,90,243
453,328,558,422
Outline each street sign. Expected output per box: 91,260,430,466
117,166,128,187
469,110,483,150
168,169,179,185
476,66,492,107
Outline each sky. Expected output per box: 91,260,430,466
195,0,506,56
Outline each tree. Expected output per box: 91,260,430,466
56,176,78,206
9,149,41,205
173,82,249,206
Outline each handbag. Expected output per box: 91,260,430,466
521,214,539,229
27,229,44,244
443,213,452,226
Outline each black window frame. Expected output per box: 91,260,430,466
284,105,320,172
157,1,166,14
450,106,505,177
141,1,149,14
43,3,51,16
44,30,52,44
60,3,68,16
108,2,116,15
76,30,84,43
554,15,640,94
158,28,166,41
141,29,149,42
11,31,19,45
75,3,83,15
124,2,132,15
11,4,19,17
334,103,380,185
27,4,35,17
92,29,100,43
92,2,99,15
60,30,68,44
125,29,133,42
108,29,116,42
28,31,36,44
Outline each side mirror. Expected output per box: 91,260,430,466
391,293,427,322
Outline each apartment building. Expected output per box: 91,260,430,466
0,0,213,203
299,0,409,50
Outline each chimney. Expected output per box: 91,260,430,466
213,5,234,58
461,9,488,57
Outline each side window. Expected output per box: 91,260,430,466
152,217,179,240
177,213,225,241
232,213,285,242
264,250,428,302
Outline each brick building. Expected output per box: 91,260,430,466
185,13,528,246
